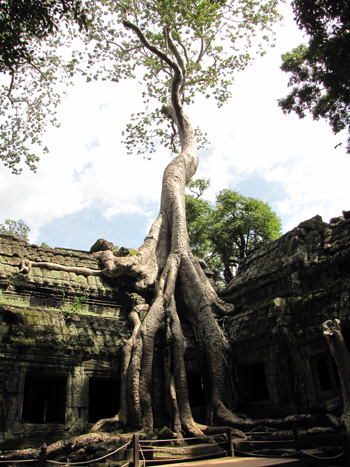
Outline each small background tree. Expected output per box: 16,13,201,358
0,219,30,241
186,182,282,284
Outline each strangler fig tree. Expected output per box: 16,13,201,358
20,0,280,435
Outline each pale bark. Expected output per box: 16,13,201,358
323,319,350,433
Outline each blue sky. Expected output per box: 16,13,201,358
0,2,349,251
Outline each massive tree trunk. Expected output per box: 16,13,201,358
323,319,350,433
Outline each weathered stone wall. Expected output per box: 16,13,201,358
0,235,129,316
223,213,350,417
0,235,131,448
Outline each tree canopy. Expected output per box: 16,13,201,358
84,0,279,156
186,183,282,284
0,0,88,73
279,0,350,152
0,0,89,174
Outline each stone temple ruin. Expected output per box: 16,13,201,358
0,212,350,452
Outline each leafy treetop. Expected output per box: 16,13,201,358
83,0,279,155
0,0,89,73
279,0,350,152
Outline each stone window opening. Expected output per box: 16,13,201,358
312,354,340,394
88,378,120,423
22,375,67,424
239,361,269,403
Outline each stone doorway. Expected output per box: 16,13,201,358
22,375,67,424
88,378,120,423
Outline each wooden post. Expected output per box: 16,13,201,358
38,442,47,467
227,429,234,457
292,423,302,458
341,429,350,467
133,433,140,467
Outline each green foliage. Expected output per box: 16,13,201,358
73,293,89,311
1,53,64,174
187,178,210,198
0,0,89,174
279,0,350,152
185,181,282,284
0,0,89,73
185,193,213,258
0,219,30,241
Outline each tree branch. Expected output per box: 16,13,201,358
106,41,143,54
194,29,205,65
26,60,48,81
165,28,186,94
122,19,185,137
122,20,179,74
7,71,16,104
175,35,189,64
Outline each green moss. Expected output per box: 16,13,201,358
140,308,148,322
10,336,36,346
21,309,43,325
0,291,30,308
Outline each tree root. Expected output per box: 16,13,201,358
90,415,122,433
19,259,102,276
18,239,246,435
0,432,132,461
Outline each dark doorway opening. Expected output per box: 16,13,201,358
186,371,209,424
317,358,332,391
187,373,206,408
152,331,167,427
341,327,350,353
88,378,120,423
240,361,269,402
22,375,67,423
